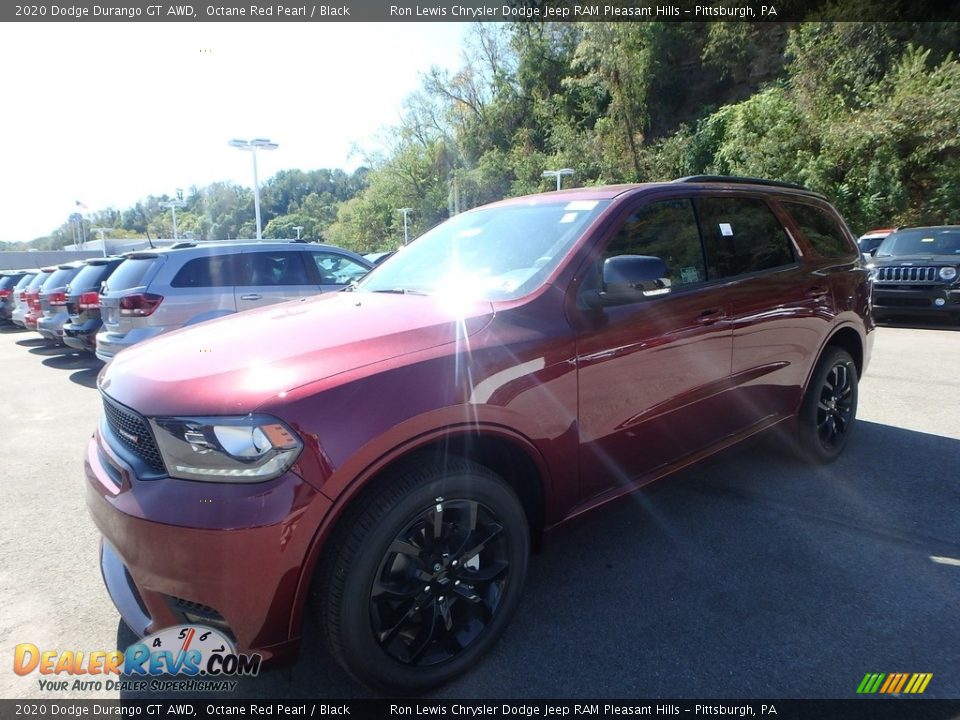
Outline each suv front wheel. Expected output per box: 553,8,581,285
797,346,859,463
317,456,530,694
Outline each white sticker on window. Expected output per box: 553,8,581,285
564,200,599,211
719,223,734,236
921,237,934,243
456,228,483,238
560,212,577,224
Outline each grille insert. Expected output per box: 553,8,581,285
875,266,938,283
101,395,165,473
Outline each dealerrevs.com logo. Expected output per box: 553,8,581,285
14,625,261,692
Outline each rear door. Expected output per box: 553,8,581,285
234,249,318,312
695,194,826,427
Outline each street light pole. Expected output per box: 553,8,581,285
91,227,111,257
542,168,575,191
159,193,187,240
229,138,279,240
397,207,413,245
292,225,304,240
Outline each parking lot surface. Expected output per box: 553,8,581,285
1,321,958,699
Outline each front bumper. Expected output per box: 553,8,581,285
85,427,333,663
872,285,960,318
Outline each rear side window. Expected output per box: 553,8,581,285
309,252,370,285
27,273,51,290
783,202,853,258
604,199,707,287
696,197,795,279
106,258,159,291
171,255,238,288
237,251,311,286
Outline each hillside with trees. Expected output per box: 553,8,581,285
23,20,960,253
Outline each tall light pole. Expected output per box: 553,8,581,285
292,225,304,240
397,207,413,245
91,227,111,257
542,168,574,191
159,190,187,240
229,138,279,240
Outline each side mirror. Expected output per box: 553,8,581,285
588,255,670,307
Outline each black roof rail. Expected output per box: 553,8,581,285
674,175,811,192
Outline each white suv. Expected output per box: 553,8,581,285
95,241,371,362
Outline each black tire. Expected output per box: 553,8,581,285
316,456,529,694
797,346,859,463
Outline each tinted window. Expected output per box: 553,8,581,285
696,197,795,279
0,276,16,292
238,251,310,286
27,272,52,290
310,252,370,285
605,199,706,287
171,255,237,288
42,267,80,290
68,262,118,293
783,202,853,258
106,257,159,291
14,274,36,291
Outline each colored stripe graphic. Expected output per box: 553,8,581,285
857,673,932,694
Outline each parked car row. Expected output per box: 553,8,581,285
2,241,374,358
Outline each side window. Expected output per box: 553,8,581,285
604,198,707,288
782,201,854,258
171,255,237,288
695,197,795,279
309,252,370,285
238,251,310,286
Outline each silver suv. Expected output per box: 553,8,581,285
95,242,372,362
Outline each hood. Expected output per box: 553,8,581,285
98,292,494,416
872,253,960,264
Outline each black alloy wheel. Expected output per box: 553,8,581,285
797,346,859,464
317,456,529,694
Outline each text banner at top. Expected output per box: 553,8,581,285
4,0,959,22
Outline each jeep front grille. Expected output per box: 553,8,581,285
101,394,166,473
875,266,938,283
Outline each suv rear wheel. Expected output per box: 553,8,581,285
317,457,529,694
797,347,859,463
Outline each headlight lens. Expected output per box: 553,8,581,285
939,266,958,281
150,414,302,482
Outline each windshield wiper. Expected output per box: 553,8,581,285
371,288,429,296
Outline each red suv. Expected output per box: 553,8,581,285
85,177,872,693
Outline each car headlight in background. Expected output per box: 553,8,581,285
939,266,958,282
150,414,302,482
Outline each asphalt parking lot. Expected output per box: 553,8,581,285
1,320,958,700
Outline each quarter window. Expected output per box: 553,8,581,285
782,202,853,258
695,197,795,279
171,255,237,288
604,199,707,287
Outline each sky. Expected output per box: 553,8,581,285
0,23,470,242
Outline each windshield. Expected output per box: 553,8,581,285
876,228,960,257
359,199,610,301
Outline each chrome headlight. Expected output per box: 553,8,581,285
150,414,302,482
939,266,958,282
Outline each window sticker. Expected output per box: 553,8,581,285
456,228,483,238
564,200,599,211
921,237,934,243
719,223,734,236
560,212,577,224
680,266,701,284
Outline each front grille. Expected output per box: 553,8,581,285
875,266,939,283
102,394,166,473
